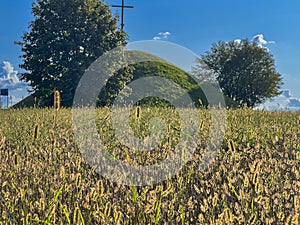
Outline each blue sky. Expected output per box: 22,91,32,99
0,0,300,108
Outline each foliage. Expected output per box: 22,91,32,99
193,39,283,107
0,107,299,224
98,50,237,108
16,0,125,107
14,49,237,108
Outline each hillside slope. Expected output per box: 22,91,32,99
13,50,237,108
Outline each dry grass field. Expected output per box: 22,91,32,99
0,107,299,224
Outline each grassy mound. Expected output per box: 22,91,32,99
13,50,237,108
12,94,35,108
99,50,237,107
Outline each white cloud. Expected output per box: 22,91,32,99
252,34,267,45
256,89,300,111
153,31,171,40
158,31,171,38
0,61,31,107
252,34,275,47
234,39,241,45
0,61,28,91
2,61,19,84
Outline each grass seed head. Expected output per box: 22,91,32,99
54,90,61,110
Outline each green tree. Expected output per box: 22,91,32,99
17,0,126,107
193,39,283,107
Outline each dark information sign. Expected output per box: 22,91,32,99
0,89,8,96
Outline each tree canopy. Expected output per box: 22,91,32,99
193,39,283,107
17,0,126,107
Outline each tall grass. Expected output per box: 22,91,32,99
0,107,299,224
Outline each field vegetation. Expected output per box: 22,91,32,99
0,107,299,224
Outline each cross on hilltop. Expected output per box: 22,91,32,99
112,0,134,31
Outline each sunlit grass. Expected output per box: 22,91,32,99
0,107,299,224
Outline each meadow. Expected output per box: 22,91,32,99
0,107,299,224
